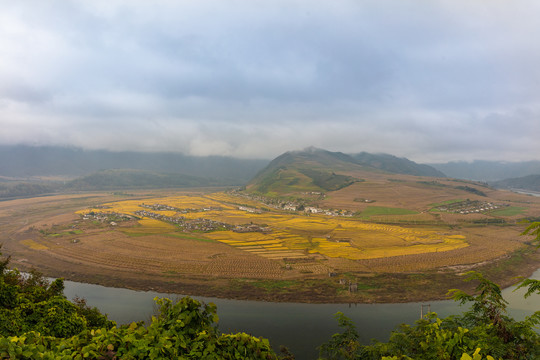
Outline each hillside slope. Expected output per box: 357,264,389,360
352,152,445,177
247,147,444,196
491,174,540,192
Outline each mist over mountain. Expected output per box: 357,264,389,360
429,160,540,182
490,174,540,193
351,152,445,177
0,145,268,183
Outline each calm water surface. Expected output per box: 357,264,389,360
62,269,540,359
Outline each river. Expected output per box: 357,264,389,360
60,269,540,359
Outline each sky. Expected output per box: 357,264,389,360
1,1,540,163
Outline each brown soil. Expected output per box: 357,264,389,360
1,191,539,304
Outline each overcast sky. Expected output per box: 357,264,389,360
1,1,539,163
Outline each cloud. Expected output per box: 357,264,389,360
0,0,540,162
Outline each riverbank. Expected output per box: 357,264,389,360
12,245,540,304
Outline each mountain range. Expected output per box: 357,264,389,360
1,145,539,195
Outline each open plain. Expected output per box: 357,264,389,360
1,182,540,303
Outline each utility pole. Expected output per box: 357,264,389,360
420,304,431,319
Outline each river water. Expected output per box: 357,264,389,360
62,269,539,359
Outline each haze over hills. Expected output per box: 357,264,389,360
3,144,540,195
351,152,445,177
0,145,268,183
429,160,540,182
491,175,540,193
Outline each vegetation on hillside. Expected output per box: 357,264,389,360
491,174,540,193
65,169,215,190
351,152,445,177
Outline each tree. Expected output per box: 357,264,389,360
318,221,540,360
0,245,281,359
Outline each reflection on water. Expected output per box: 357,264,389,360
63,269,539,359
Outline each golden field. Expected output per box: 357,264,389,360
1,185,538,303
77,192,470,262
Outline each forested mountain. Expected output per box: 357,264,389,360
351,152,445,177
247,147,445,195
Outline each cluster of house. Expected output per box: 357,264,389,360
134,209,269,233
81,211,134,225
238,206,262,214
233,224,272,233
134,210,185,224
135,209,230,231
230,191,354,217
434,200,505,214
141,203,222,213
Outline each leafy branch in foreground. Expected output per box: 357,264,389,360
0,245,280,359
319,271,539,359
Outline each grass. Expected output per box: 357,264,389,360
359,206,419,219
251,279,297,291
20,239,48,250
489,206,526,216
429,199,464,208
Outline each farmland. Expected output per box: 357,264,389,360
1,185,540,303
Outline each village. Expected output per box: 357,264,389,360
81,207,272,234
432,199,507,214
229,190,355,217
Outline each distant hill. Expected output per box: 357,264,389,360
247,147,443,195
65,169,218,190
351,152,445,177
490,174,540,193
0,145,268,184
429,160,540,181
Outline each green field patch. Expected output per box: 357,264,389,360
251,280,297,291
164,233,216,242
429,199,464,208
121,232,161,237
489,206,526,216
46,229,84,237
359,206,418,219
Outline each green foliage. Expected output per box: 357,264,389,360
298,169,358,192
521,221,540,247
454,186,487,197
358,206,418,219
318,312,363,360
0,246,280,359
319,271,540,360
488,206,526,217
0,297,279,360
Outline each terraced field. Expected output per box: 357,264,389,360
2,187,538,303
75,192,469,264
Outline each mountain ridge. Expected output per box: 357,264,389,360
247,147,445,195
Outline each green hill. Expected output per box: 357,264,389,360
65,169,214,190
247,148,367,195
247,147,446,196
351,152,446,177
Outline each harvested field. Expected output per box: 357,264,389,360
1,188,539,303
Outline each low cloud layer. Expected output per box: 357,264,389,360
1,1,539,162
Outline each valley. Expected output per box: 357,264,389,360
1,148,539,303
